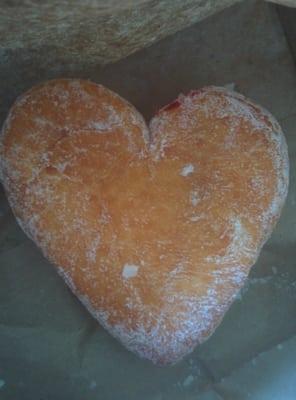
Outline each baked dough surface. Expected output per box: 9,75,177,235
0,80,289,364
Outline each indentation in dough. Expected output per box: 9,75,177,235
206,217,252,265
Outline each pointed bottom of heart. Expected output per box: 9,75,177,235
63,270,247,365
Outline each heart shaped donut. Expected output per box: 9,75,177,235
0,79,289,365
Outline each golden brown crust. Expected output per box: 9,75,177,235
0,80,289,364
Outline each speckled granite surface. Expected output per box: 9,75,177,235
1,0,242,63
0,1,295,399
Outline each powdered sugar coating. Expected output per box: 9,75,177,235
180,164,195,177
150,86,289,237
0,81,289,365
122,264,140,279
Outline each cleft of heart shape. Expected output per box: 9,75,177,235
0,79,289,364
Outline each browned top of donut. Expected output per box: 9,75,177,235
0,80,289,364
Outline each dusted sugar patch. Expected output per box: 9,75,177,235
190,190,200,206
122,264,139,279
0,80,289,365
180,164,195,177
